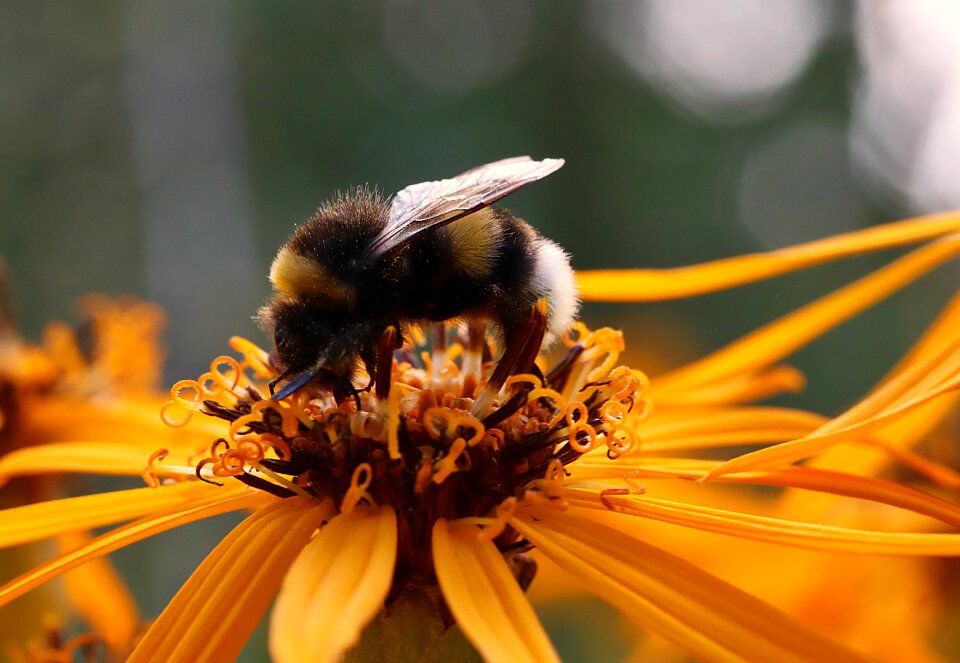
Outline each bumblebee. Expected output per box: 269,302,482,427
259,156,578,398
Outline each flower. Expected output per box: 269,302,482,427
0,295,214,661
0,213,959,662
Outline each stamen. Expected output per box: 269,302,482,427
455,497,518,541
523,460,568,509
341,463,376,513
526,387,568,428
568,423,598,453
433,438,467,484
229,335,273,378
246,462,314,500
142,449,170,488
599,487,631,511
505,373,543,391
471,301,548,417
160,379,204,427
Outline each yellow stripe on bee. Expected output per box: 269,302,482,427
269,247,357,304
446,208,502,278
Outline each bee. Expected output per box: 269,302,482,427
259,156,578,399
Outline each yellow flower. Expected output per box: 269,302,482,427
0,213,959,662
0,295,206,661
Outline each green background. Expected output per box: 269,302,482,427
1,2,957,661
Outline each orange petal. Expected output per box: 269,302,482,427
433,520,560,663
570,458,960,527
0,481,240,549
653,234,960,392
270,506,397,663
0,489,272,608
0,442,195,487
511,509,868,663
58,531,139,655
128,497,332,663
565,487,960,556
803,290,960,479
22,396,221,448
633,407,826,454
705,343,960,478
652,365,805,407
576,212,960,301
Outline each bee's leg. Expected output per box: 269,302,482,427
268,367,294,396
470,301,548,418
461,320,487,377
369,326,401,400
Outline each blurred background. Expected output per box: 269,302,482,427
2,1,959,660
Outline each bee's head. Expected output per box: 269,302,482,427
257,298,363,380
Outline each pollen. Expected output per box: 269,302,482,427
162,308,649,591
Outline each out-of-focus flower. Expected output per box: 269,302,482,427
0,213,958,662
0,295,214,661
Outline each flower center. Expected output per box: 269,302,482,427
159,311,650,588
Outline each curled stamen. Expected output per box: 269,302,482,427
251,399,300,438
605,428,636,458
505,373,543,391
159,400,193,428
195,458,224,486
230,335,273,378
160,379,204,426
341,463,376,513
566,401,589,427
423,407,454,441
562,322,591,347
526,387,567,428
259,433,291,460
210,355,243,397
433,438,468,484
523,459,568,508
483,428,505,450
568,423,598,453
449,415,485,446
456,497,518,541
624,471,648,493
599,487,631,511
142,448,169,488
600,399,628,424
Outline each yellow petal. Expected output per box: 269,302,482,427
0,442,195,487
570,458,960,527
511,509,868,663
565,487,960,555
802,289,960,478
0,489,272,608
705,343,960,478
652,365,805,407
22,395,221,448
576,212,960,301
270,506,397,663
633,407,826,454
0,481,240,549
433,520,560,663
128,497,332,663
653,234,960,392
58,530,139,656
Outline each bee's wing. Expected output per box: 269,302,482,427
367,156,564,259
